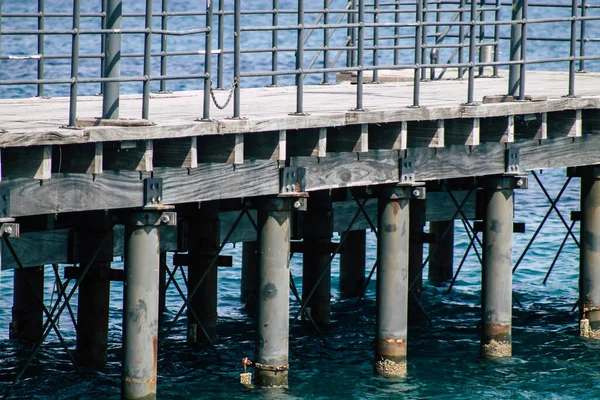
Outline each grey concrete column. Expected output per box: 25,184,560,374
256,198,291,387
579,167,600,338
241,241,259,311
122,211,162,400
187,209,220,345
408,199,425,324
375,187,411,378
339,229,366,298
10,266,44,342
481,177,514,358
302,191,333,325
428,220,455,284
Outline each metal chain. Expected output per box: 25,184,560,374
209,78,237,110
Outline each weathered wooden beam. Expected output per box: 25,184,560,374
104,140,153,172
245,131,280,161
408,120,444,148
52,143,100,174
287,128,320,157
547,110,581,138
369,121,407,151
1,145,52,180
153,137,198,169
327,124,368,153
445,118,480,146
480,115,513,143
197,134,236,164
583,109,600,135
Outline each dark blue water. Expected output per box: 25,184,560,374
1,1,599,398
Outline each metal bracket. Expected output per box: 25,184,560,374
144,178,163,208
399,156,415,184
505,148,520,174
280,167,308,197
0,223,20,238
478,175,528,190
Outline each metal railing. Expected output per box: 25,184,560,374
0,0,598,124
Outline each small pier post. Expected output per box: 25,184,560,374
76,218,114,367
241,241,259,312
302,191,333,325
187,206,220,345
122,210,171,400
256,198,291,387
408,199,426,323
428,220,455,284
339,230,366,298
579,166,600,338
375,186,421,377
10,266,44,342
480,176,515,358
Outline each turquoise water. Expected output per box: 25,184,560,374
1,0,599,398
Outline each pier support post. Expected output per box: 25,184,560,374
375,186,423,377
76,220,114,368
339,230,366,298
122,210,174,400
187,206,220,345
10,266,44,342
241,241,259,312
579,166,600,338
480,176,515,358
256,198,291,387
428,220,455,284
409,199,426,324
302,191,333,325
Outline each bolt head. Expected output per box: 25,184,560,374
516,179,523,187
412,189,421,197
3,226,12,235
161,214,171,224
293,200,301,209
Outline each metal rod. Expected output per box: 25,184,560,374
271,0,279,86
68,0,81,127
296,0,305,114
519,0,528,100
579,0,587,72
493,0,500,76
217,0,225,88
37,0,45,97
202,0,213,120
102,0,122,120
355,0,365,110
421,0,428,80
256,198,291,387
568,0,577,96
394,0,401,65
467,0,477,103
233,0,241,118
159,0,168,92
413,0,423,106
372,0,380,82
142,0,153,120
52,265,77,338
322,0,330,83
458,0,466,78
542,220,574,285
478,0,486,76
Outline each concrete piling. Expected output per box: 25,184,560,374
10,266,44,342
302,191,333,325
122,211,162,400
375,186,412,378
480,176,514,358
428,220,455,284
339,229,366,298
256,198,291,387
579,166,600,338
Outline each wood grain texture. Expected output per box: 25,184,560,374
245,131,280,161
514,113,544,141
445,119,479,146
547,110,579,139
290,149,398,191
2,145,52,180
408,120,444,148
104,140,153,172
153,137,198,168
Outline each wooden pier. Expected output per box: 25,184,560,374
1,0,600,397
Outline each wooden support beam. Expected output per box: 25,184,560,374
514,113,544,141
408,120,444,148
318,127,327,158
480,116,513,143
245,131,280,161
197,134,236,164
583,109,600,135
234,134,244,165
369,121,407,151
104,140,153,172
1,145,52,180
153,137,198,169
51,144,101,174
278,130,287,162
547,110,581,138
287,128,320,157
444,118,479,146
327,124,369,153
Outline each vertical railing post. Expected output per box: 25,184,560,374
347,0,356,67
578,0,587,72
492,0,500,77
508,0,523,96
270,0,280,87
467,0,477,104
103,0,122,120
217,0,225,88
394,0,401,65
354,0,365,111
372,0,380,83
68,0,81,127
233,0,241,118
295,0,305,114
568,0,578,97
322,0,330,84
159,0,168,93
458,0,466,79
518,0,527,100
421,0,428,80
37,0,45,97
413,0,423,107
142,0,153,120
478,0,486,77
203,0,214,120
100,0,107,95
431,0,441,79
